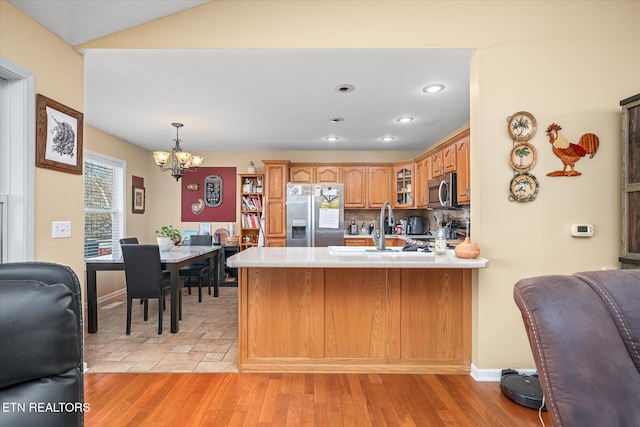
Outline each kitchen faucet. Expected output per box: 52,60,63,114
371,201,393,250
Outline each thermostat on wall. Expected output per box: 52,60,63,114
571,224,594,237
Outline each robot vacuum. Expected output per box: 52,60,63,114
500,369,546,410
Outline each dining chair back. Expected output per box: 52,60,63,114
121,244,171,334
180,234,213,302
119,237,139,245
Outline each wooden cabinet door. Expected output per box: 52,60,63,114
367,165,392,208
316,165,342,183
431,151,443,178
442,144,457,174
343,165,367,208
289,165,315,183
456,135,470,204
415,157,431,207
263,161,288,242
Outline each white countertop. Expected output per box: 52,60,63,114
227,247,488,269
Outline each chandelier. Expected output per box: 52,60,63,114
153,122,204,181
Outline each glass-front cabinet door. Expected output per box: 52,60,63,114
393,163,414,208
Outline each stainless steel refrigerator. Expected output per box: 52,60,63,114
286,183,344,247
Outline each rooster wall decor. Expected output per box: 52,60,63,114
546,123,599,177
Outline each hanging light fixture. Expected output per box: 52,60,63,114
153,122,204,181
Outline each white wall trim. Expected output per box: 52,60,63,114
0,57,35,262
470,364,538,382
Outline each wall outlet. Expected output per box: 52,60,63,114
52,221,71,238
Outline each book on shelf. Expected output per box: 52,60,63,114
241,194,262,211
241,212,260,228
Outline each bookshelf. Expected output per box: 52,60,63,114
239,174,264,251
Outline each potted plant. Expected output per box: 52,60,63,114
156,225,181,246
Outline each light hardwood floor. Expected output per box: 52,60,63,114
84,372,550,426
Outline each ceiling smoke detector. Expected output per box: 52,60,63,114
330,117,345,123
335,84,355,93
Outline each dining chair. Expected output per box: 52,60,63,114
121,244,175,334
119,237,139,245
179,234,212,303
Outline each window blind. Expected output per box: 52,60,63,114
84,152,125,258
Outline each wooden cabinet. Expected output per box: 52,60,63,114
290,165,342,184
289,165,315,183
415,156,431,207
455,133,471,205
442,144,457,174
316,165,341,183
367,165,392,208
344,237,375,246
263,160,289,247
620,94,640,268
238,174,264,251
431,150,444,178
393,163,415,208
343,165,367,208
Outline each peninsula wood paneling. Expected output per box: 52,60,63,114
324,269,387,359
244,268,324,359
239,265,472,373
399,269,469,363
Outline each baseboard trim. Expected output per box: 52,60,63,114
84,287,126,311
470,364,537,382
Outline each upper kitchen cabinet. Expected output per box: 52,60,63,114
263,160,289,247
290,165,342,184
316,165,342,183
343,165,367,208
620,94,640,269
432,143,457,178
415,155,431,208
367,165,393,208
289,165,315,183
393,163,415,208
455,131,471,205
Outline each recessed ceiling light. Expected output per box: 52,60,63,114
330,117,344,123
396,117,414,123
423,84,445,93
335,84,355,93
380,137,395,142
326,136,339,142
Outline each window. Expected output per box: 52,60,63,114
84,151,125,258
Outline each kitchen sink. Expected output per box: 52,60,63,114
327,246,433,256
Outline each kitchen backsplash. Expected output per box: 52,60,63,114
344,206,470,236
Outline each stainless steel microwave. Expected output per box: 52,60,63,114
427,172,458,209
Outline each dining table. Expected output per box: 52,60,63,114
85,245,221,333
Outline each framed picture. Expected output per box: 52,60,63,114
199,222,212,235
36,94,83,174
132,186,145,214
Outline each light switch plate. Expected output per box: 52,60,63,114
52,221,71,238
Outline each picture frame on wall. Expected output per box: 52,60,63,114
35,94,84,175
132,186,145,214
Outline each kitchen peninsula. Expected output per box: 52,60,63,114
227,247,488,373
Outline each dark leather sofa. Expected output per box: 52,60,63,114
514,269,640,427
0,262,84,427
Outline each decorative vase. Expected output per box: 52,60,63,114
247,166,257,173
454,237,480,259
156,236,172,246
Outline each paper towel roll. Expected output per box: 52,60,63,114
227,222,234,236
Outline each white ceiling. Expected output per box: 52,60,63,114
11,0,472,153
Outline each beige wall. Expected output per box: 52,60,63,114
1,1,85,277
2,0,639,371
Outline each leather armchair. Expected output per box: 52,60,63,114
0,262,84,427
514,269,640,427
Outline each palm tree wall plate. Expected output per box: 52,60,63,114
509,142,537,172
508,111,537,141
509,172,539,202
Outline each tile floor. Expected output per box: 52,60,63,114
84,285,239,373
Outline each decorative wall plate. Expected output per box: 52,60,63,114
508,111,537,141
509,142,537,172
509,172,539,202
